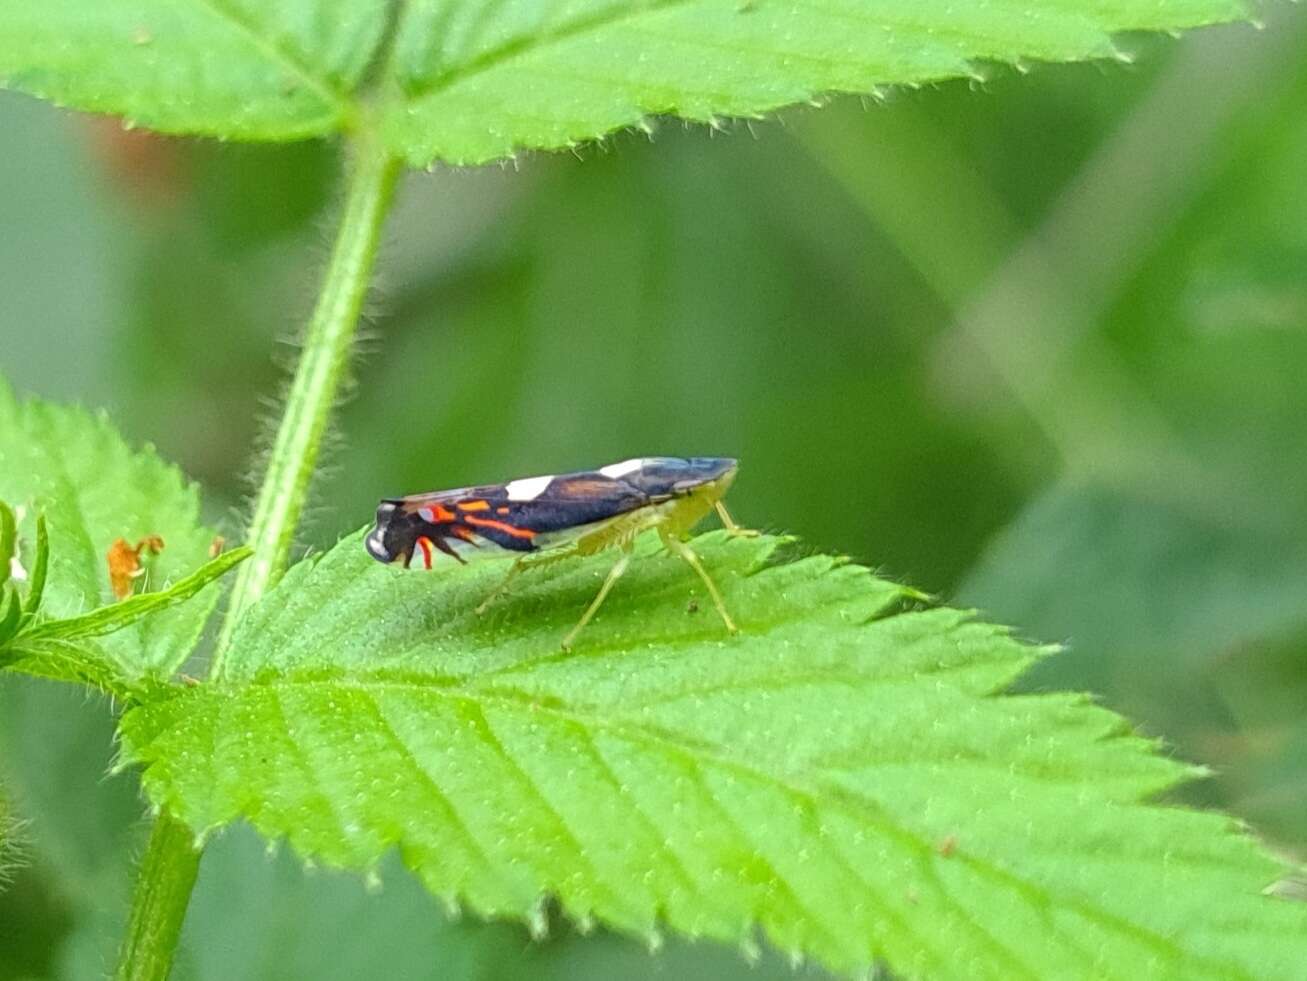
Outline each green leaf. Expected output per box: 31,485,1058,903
23,547,250,645
0,499,15,589
0,591,21,648
180,824,824,981
0,381,227,680
960,481,1307,842
120,530,1307,977
0,0,1247,165
0,548,250,698
0,0,388,140
22,512,48,619
1,637,130,698
1,511,48,645
381,0,1248,165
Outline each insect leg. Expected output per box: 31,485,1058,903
662,532,738,634
715,501,759,538
476,548,577,615
561,545,633,651
475,557,525,615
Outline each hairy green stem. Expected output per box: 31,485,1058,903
114,813,201,981
114,134,401,981
211,136,400,673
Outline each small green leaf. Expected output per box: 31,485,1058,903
24,546,250,645
22,512,48,619
0,587,21,646
2,637,135,699
0,0,389,140
120,530,1307,977
0,381,227,679
0,499,14,589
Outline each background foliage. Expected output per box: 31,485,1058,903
2,4,1307,978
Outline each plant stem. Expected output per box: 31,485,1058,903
210,134,401,674
113,133,401,981
114,813,201,981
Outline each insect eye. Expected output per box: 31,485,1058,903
364,526,393,564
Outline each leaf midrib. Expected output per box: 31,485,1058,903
182,675,1247,977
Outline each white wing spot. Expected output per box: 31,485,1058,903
505,474,554,501
598,458,645,479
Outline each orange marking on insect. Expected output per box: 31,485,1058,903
496,506,510,515
415,536,434,569
463,515,536,540
420,504,457,523
451,525,477,542
458,500,491,512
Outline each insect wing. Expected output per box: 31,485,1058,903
396,473,650,551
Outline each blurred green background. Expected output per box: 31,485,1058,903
3,8,1307,978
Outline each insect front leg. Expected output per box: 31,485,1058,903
476,548,576,616
715,501,759,538
475,556,526,615
661,531,738,634
561,543,634,651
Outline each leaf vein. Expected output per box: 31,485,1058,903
360,689,507,895
191,0,351,113
400,0,699,104
466,700,635,920
287,678,1237,966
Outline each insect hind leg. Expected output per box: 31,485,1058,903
715,501,759,538
661,531,738,634
561,545,633,651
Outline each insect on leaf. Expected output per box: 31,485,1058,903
119,529,1307,977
